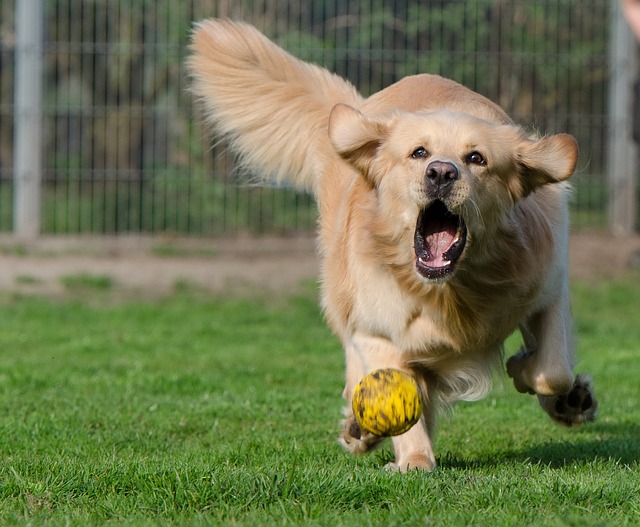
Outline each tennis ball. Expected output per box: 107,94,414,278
351,368,423,437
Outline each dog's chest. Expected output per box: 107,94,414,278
351,275,532,356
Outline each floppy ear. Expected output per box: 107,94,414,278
516,133,579,198
328,104,389,186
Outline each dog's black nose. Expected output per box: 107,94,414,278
426,161,459,196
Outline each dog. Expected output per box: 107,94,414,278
189,19,597,471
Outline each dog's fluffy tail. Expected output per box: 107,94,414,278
189,19,362,192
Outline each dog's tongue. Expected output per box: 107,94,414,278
425,228,456,268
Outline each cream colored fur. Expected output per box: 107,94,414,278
189,19,597,471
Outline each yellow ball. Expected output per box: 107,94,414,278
352,368,423,437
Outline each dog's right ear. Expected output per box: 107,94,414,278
329,104,389,186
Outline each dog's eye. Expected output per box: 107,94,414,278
411,147,429,159
466,151,486,166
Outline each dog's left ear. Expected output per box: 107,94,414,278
516,133,579,198
329,104,390,186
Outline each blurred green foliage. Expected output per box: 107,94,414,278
0,0,611,234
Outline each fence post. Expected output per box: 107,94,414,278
608,0,639,235
13,0,44,239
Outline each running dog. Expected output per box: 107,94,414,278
189,19,597,471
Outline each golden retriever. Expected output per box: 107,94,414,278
189,19,597,471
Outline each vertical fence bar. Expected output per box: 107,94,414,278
13,0,44,239
608,0,639,235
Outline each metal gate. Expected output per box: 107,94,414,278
0,1,623,236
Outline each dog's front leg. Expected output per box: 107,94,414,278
387,418,436,471
507,285,575,395
507,286,598,425
340,333,437,471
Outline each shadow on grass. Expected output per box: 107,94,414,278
442,421,640,470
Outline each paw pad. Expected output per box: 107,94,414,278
539,374,598,427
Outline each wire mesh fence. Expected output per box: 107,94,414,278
0,0,614,236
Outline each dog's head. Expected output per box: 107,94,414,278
329,104,578,282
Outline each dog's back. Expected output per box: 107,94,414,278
361,74,512,125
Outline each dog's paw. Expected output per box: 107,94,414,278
506,347,536,394
385,453,436,472
537,374,598,427
339,415,385,455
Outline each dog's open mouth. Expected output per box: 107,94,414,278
414,200,467,280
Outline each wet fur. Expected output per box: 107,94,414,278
189,19,597,471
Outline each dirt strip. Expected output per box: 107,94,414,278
0,231,638,299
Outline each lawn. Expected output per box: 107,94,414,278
0,277,639,526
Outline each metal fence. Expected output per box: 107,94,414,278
0,0,626,236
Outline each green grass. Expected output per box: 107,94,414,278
1,277,639,526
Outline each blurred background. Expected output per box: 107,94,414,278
0,0,638,239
